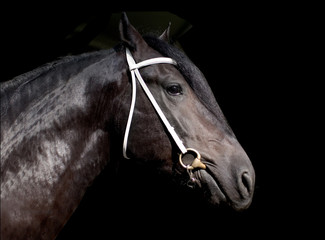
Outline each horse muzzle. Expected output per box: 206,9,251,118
179,144,255,211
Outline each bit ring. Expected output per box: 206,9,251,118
179,148,206,170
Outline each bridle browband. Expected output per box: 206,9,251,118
123,48,206,174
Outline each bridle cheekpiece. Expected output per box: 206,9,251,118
123,48,206,175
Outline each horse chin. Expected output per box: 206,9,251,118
194,164,254,211
195,170,227,206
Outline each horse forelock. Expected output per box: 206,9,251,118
143,36,233,134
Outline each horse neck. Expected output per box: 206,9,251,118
0,49,127,239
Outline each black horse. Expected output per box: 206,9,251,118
1,13,255,239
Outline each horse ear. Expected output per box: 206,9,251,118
159,22,171,42
119,12,147,51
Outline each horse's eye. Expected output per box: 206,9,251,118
166,84,183,96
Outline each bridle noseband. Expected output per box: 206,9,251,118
123,48,206,176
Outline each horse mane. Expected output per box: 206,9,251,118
143,35,232,134
0,49,112,121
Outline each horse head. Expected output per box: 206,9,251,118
116,13,255,211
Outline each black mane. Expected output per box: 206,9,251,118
143,36,232,133
0,50,111,121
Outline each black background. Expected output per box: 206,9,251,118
2,2,320,239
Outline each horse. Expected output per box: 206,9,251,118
0,13,255,239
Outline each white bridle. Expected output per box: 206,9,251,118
123,48,206,171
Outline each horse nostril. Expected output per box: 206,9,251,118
240,171,254,198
